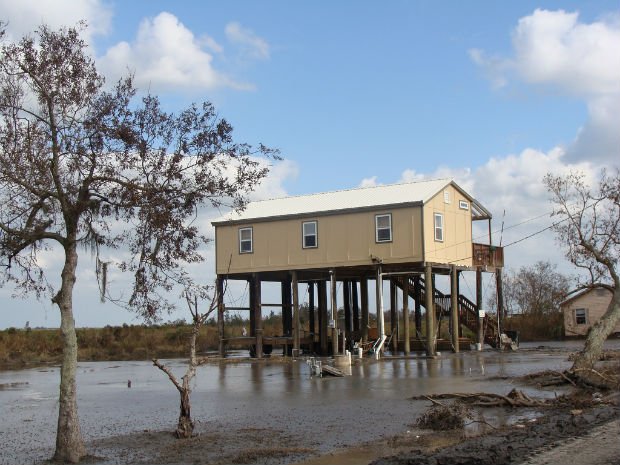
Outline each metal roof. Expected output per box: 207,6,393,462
212,178,487,225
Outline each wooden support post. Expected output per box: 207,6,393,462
330,270,339,355
390,279,398,353
292,271,300,354
376,266,385,350
360,278,369,343
308,283,315,353
249,277,256,337
402,276,410,355
450,265,459,353
318,280,328,355
343,280,352,348
496,267,504,342
254,274,263,358
281,278,292,337
352,281,360,332
424,264,435,356
414,276,422,337
476,267,484,349
217,276,225,357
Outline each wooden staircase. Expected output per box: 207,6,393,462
394,276,499,348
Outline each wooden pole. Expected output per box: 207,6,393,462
217,276,225,357
352,281,360,332
249,277,256,337
254,274,263,358
360,278,369,343
424,264,435,356
496,267,504,333
402,276,410,355
343,280,352,348
292,271,300,354
318,280,328,355
282,278,292,337
476,267,484,349
414,276,422,337
390,279,398,353
376,266,385,350
308,283,315,353
330,270,339,355
450,265,459,353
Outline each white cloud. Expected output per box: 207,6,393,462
98,12,251,92
0,0,111,46
225,22,270,60
512,9,620,96
359,176,379,188
471,9,620,163
374,148,599,277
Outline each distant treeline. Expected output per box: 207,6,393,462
0,314,282,369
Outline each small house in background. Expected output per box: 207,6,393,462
561,286,619,337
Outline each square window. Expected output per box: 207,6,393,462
434,213,444,242
459,200,469,210
575,308,587,325
302,221,318,248
376,214,392,242
239,227,253,254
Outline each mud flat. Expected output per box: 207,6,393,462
0,342,618,465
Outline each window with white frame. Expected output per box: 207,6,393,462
239,227,253,253
434,213,444,242
302,221,318,248
375,214,392,242
459,200,469,210
444,190,451,204
575,308,587,325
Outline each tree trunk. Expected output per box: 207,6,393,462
176,379,194,439
571,289,620,379
176,322,198,438
53,243,86,463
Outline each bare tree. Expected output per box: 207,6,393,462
488,261,572,315
545,170,620,379
0,25,274,462
153,282,217,438
487,261,572,340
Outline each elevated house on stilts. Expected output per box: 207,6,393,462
211,178,504,358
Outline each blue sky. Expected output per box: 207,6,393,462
1,0,619,328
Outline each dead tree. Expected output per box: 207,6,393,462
545,170,620,383
153,285,218,438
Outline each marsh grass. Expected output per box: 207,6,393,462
0,317,288,368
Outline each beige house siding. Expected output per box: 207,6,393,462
562,288,620,336
215,205,426,275
423,184,473,266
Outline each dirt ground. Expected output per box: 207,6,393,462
83,398,620,465
82,387,620,465
370,404,620,465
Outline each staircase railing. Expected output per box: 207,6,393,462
393,276,499,348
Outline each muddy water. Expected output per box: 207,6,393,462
1,341,617,465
